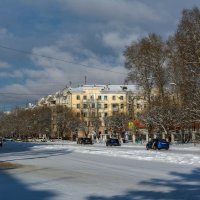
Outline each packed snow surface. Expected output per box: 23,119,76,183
32,142,200,166
1,141,200,200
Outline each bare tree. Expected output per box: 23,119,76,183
124,33,167,105
0,107,51,140
105,113,129,137
167,7,200,108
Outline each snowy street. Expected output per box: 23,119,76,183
0,141,200,200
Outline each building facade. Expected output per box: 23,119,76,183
38,85,146,135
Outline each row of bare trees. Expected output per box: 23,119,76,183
0,107,51,139
124,7,200,139
0,106,84,140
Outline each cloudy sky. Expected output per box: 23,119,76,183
0,0,200,110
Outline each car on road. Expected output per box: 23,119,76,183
0,137,4,147
106,138,121,146
146,139,169,150
41,138,47,142
77,137,93,145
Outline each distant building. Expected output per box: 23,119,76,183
37,84,147,134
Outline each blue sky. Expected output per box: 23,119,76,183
0,0,200,110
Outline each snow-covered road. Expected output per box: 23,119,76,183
0,141,200,200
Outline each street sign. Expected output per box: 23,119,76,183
128,121,135,130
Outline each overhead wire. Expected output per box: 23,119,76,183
0,44,127,75
0,44,127,107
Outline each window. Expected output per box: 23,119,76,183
120,96,124,100
104,96,107,100
83,104,88,109
104,104,108,109
83,112,87,117
112,104,118,108
137,104,140,109
120,104,124,109
136,112,140,117
76,95,80,100
98,112,101,117
77,112,80,117
112,96,116,100
98,96,102,100
77,104,80,109
92,112,95,117
83,95,87,100
97,103,101,109
51,100,56,105
92,103,95,108
104,112,108,117
112,104,119,111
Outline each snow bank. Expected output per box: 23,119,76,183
32,143,200,166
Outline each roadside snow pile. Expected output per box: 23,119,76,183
32,144,200,166
170,145,200,151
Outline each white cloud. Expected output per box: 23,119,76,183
1,84,29,93
0,27,14,40
31,45,75,70
16,33,128,98
59,0,159,23
0,61,10,69
0,84,31,104
55,34,82,49
0,70,23,78
102,32,139,50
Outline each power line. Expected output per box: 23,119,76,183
0,92,50,96
0,44,127,75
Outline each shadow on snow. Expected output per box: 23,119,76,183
0,141,72,162
86,168,200,200
0,167,57,200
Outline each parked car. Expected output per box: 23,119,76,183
122,138,129,143
0,137,3,147
41,138,47,142
77,137,93,145
106,138,121,146
146,139,169,150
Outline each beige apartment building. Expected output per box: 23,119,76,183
38,84,146,135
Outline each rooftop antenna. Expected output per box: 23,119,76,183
84,76,87,85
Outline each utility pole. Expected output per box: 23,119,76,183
26,99,28,108
85,76,87,85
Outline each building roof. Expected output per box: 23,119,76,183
38,84,141,105
66,84,139,93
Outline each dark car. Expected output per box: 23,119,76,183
146,139,169,150
77,137,93,145
106,138,121,146
0,137,3,147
